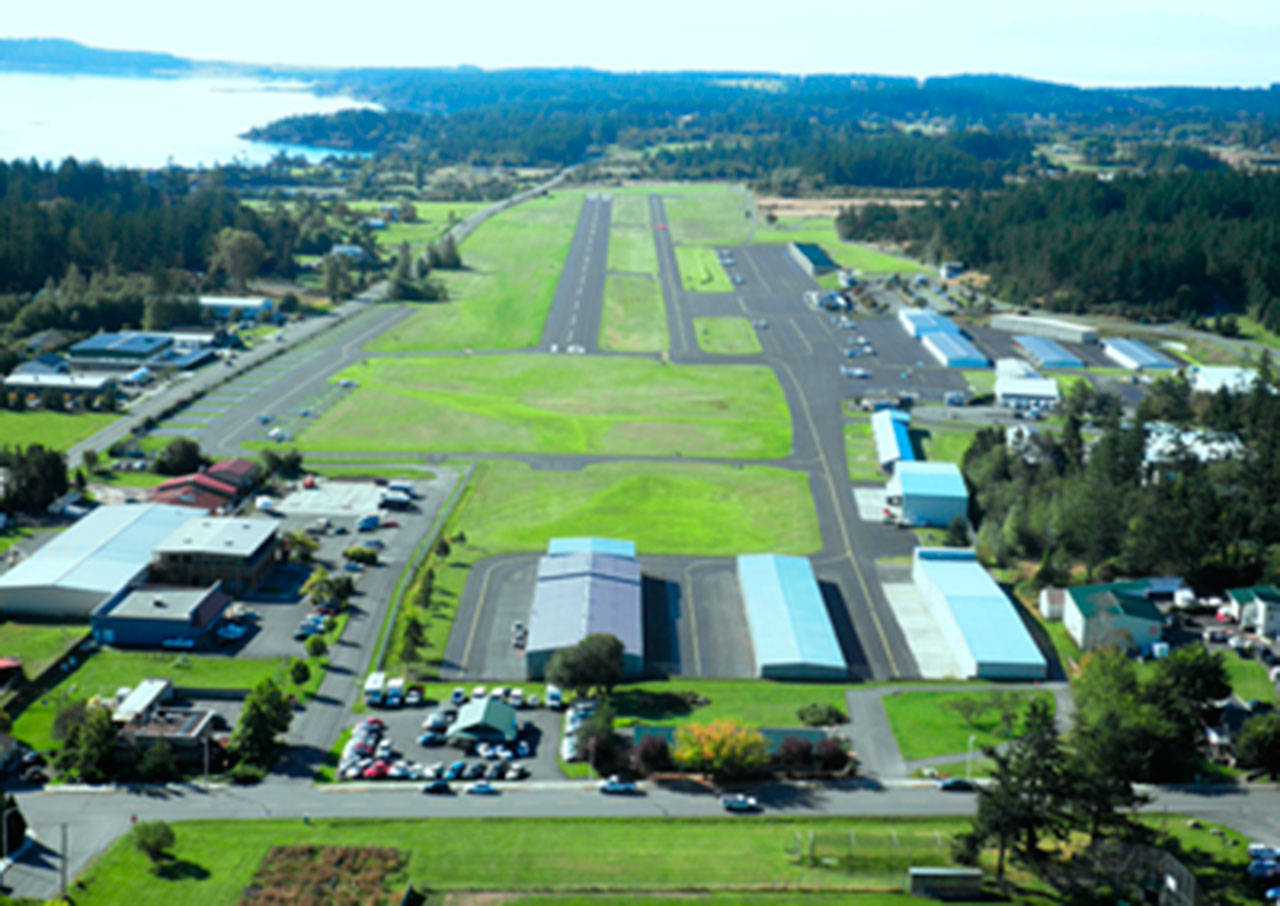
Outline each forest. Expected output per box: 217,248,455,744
962,373,1280,590
837,170,1280,328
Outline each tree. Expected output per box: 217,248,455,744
545,633,625,697
1235,713,1280,779
39,387,64,412
289,659,311,686
632,735,674,775
54,705,117,783
776,736,814,766
81,448,99,474
301,566,335,602
279,291,301,314
815,737,852,773
209,228,266,292
435,538,451,558
944,515,969,546
305,635,328,658
137,739,178,782
0,794,26,857
153,437,206,476
227,678,292,768
131,820,175,865
796,702,848,726
322,253,352,304
673,719,769,779
285,531,318,564
400,615,426,664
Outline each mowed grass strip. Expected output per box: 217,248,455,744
367,191,583,351
845,418,882,482
675,245,733,292
881,689,1056,761
918,428,975,465
297,356,791,459
664,186,751,246
599,274,668,352
1224,656,1278,704
71,816,968,905
0,411,117,451
693,317,762,355
607,193,658,273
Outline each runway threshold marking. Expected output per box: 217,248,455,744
776,359,900,676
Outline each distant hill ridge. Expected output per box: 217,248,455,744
0,37,191,75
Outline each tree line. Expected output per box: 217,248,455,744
837,169,1280,328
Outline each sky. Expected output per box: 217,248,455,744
5,0,1279,87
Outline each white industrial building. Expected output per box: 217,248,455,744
0,504,195,618
870,408,914,472
989,314,1099,345
1187,366,1258,395
1103,337,1177,371
994,358,1061,409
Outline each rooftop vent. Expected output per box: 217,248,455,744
153,598,166,608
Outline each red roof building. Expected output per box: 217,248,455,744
206,458,259,492
149,473,238,513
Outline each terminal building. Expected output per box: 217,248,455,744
525,538,643,680
871,408,914,473
911,549,1047,680
887,462,969,527
736,554,847,680
1013,335,1084,369
67,332,174,370
1103,337,1177,371
990,314,1098,345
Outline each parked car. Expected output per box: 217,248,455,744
510,689,524,708
405,688,422,707
938,778,975,792
417,731,443,747
444,761,467,781
472,685,487,700
466,781,499,795
598,776,639,795
465,762,487,780
503,762,530,780
422,780,451,795
451,687,468,706
721,793,760,813
485,763,506,780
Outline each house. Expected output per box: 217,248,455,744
149,473,239,513
446,698,517,746
938,261,965,280
1226,586,1280,638
205,458,260,494
329,244,373,264
1059,581,1165,651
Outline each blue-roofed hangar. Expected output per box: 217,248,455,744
1104,337,1177,371
887,462,969,527
912,549,1047,679
736,555,847,680
0,504,195,618
871,408,914,472
1013,335,1083,369
525,538,644,679
922,332,989,369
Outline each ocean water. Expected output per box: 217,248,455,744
0,71,377,168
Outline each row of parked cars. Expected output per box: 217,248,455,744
1247,842,1280,892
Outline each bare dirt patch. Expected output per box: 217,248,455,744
240,845,407,906
756,196,926,218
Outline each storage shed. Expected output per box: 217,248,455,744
922,332,989,369
911,549,1047,680
887,462,969,527
1103,338,1177,371
736,554,847,680
0,504,195,618
871,408,914,472
91,583,231,648
1013,335,1084,369
525,542,644,680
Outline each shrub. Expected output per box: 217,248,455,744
776,736,814,766
797,702,848,727
289,659,311,686
673,720,769,779
305,635,328,658
816,737,852,772
131,820,175,864
229,761,266,785
632,735,675,775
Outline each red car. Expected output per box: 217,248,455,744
361,761,389,779
380,520,399,529
363,717,387,729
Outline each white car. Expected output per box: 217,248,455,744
509,689,524,708
472,685,487,700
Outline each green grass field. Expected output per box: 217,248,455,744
845,418,883,482
1224,656,1278,704
295,356,791,459
309,464,437,481
608,226,660,273
71,815,970,905
693,316,762,355
609,678,849,728
11,649,294,751
675,245,733,292
752,217,930,276
662,185,752,246
918,428,975,465
882,689,1056,761
366,192,582,351
960,370,996,391
599,274,669,352
0,411,116,452
0,621,85,679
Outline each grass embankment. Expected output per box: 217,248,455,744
1223,656,1278,704
0,411,116,451
366,191,582,351
10,648,318,751
675,245,733,292
845,417,883,482
0,622,85,680
606,192,659,274
71,816,969,906
882,689,1056,761
599,274,668,352
382,459,822,677
917,428,975,465
693,317,762,355
751,216,931,276
294,355,792,459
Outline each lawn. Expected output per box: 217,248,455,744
10,649,293,751
295,356,792,459
365,191,583,351
881,689,1056,761
752,217,931,276
960,370,996,391
0,621,85,679
675,244,733,292
0,526,33,555
918,428,975,464
599,273,669,352
308,464,437,481
609,678,850,729
1224,656,1278,704
662,185,752,246
607,193,658,274
845,418,883,482
693,316,762,355
71,815,969,905
0,411,116,451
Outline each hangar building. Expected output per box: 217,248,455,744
0,504,195,618
525,538,643,680
923,331,989,369
788,242,838,277
887,462,969,527
91,583,231,648
1103,338,1177,371
994,358,1061,409
871,408,914,472
912,549,1047,679
1013,335,1083,369
990,314,1098,345
736,554,847,680
1187,366,1258,395
898,309,962,339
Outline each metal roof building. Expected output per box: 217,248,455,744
1187,366,1258,395
912,549,1047,679
546,537,636,559
1103,337,1177,371
788,241,838,276
922,331,990,369
198,295,275,321
0,504,194,618
736,554,847,680
887,462,969,527
898,309,962,339
68,332,173,364
990,314,1098,345
92,582,231,648
1013,335,1084,369
525,541,644,680
871,408,914,472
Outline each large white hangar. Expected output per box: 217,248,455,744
736,554,847,680
524,538,644,679
0,504,195,618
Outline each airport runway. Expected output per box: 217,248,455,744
540,193,611,353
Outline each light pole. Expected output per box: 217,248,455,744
966,734,976,781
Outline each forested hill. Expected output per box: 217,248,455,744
0,38,191,76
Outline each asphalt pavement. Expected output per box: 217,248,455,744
540,193,611,353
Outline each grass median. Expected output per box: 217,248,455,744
881,689,1056,761
694,316,762,355
293,355,792,459
599,273,668,352
676,245,733,292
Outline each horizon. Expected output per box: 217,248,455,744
3,0,1279,88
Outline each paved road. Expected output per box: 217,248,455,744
540,193,611,353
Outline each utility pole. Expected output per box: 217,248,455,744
59,823,67,899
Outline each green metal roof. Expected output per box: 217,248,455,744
1067,581,1163,623
1227,585,1280,607
446,697,517,743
